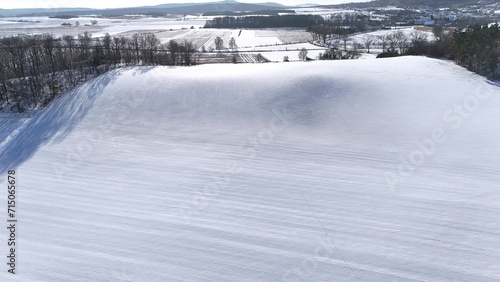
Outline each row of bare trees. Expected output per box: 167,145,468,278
309,25,357,44
375,31,411,53
337,28,451,56
0,32,199,113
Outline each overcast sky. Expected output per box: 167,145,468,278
1,0,370,10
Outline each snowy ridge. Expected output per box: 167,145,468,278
0,57,500,281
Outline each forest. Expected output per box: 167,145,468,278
394,24,499,79
448,24,500,80
0,33,199,113
204,15,326,28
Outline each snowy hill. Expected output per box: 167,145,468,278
1,57,500,281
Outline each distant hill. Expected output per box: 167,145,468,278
145,0,284,9
0,8,92,17
329,0,498,8
0,1,289,17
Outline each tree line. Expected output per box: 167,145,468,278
315,23,499,80
204,15,326,29
308,13,382,44
448,24,500,80
377,24,499,80
0,33,199,113
309,25,358,43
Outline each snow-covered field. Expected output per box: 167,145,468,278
239,43,326,62
0,16,206,37
0,17,314,58
1,57,500,281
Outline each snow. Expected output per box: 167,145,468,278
239,43,326,62
239,42,322,52
0,16,206,38
1,57,500,281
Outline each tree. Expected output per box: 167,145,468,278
387,33,398,52
179,40,196,66
228,37,237,51
167,40,180,65
447,24,499,79
283,56,289,62
342,37,349,51
298,48,308,61
377,34,389,53
406,30,429,55
393,31,409,53
214,36,224,51
41,34,60,98
432,26,444,41
0,31,204,113
319,48,340,60
363,36,375,53
429,26,452,58
143,34,160,65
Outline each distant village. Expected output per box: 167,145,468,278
339,2,499,29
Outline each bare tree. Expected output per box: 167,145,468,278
62,35,78,85
410,30,428,42
342,37,349,51
228,37,237,51
167,40,180,65
131,34,141,64
42,34,62,99
180,40,196,66
298,48,308,61
0,52,10,105
407,30,430,55
393,31,409,53
377,34,389,53
387,33,398,52
363,36,375,53
0,31,203,113
214,36,224,51
144,34,160,65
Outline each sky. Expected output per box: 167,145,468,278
0,0,370,10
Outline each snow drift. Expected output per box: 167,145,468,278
1,57,499,281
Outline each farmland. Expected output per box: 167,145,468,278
0,16,319,62
1,1,500,281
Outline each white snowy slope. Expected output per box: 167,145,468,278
1,57,500,281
